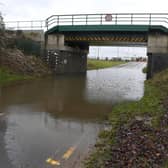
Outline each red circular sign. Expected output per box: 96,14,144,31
105,14,112,21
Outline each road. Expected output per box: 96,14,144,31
0,62,146,168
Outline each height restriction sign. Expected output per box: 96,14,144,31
105,14,112,21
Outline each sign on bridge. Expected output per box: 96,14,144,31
105,14,112,21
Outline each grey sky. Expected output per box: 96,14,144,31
89,47,147,58
0,0,165,58
1,0,168,21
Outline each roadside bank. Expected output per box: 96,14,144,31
0,49,50,86
87,59,124,70
142,66,147,73
0,67,33,86
85,68,168,168
0,30,51,86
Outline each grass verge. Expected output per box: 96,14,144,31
84,68,168,168
142,66,147,73
87,59,124,70
0,67,33,86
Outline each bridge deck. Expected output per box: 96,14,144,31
46,25,168,34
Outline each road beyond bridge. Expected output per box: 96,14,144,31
5,13,168,78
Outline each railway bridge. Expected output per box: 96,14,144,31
5,13,168,78
44,13,168,78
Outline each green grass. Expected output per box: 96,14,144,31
143,66,147,73
109,83,164,129
87,59,124,70
84,69,168,168
0,67,32,85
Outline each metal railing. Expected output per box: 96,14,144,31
4,20,45,30
4,13,168,31
46,13,168,30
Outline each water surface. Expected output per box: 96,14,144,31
0,62,146,168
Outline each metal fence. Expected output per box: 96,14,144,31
4,20,45,30
46,13,168,30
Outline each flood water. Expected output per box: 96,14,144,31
0,62,146,168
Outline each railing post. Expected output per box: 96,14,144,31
131,14,133,24
72,15,74,26
46,20,48,30
86,15,88,25
149,14,152,25
31,21,33,30
115,14,118,25
41,21,43,29
57,16,59,26
17,21,19,30
100,14,103,25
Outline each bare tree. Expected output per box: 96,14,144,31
0,11,5,30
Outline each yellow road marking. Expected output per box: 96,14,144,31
62,146,76,160
46,158,60,166
46,158,52,163
51,160,60,166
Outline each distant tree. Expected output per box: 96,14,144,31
0,12,5,30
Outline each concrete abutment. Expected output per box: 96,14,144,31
44,33,88,74
147,31,168,78
147,53,168,79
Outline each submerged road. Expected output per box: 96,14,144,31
0,62,146,168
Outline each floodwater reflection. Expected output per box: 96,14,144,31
0,62,146,168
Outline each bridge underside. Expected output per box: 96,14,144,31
46,25,151,47
64,32,147,47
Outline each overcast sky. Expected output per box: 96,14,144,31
1,0,166,58
1,0,168,21
89,46,147,59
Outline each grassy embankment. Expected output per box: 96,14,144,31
143,66,147,73
0,67,32,85
87,59,124,70
85,68,168,167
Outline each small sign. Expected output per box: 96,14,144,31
105,14,112,21
54,52,58,56
63,59,67,64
